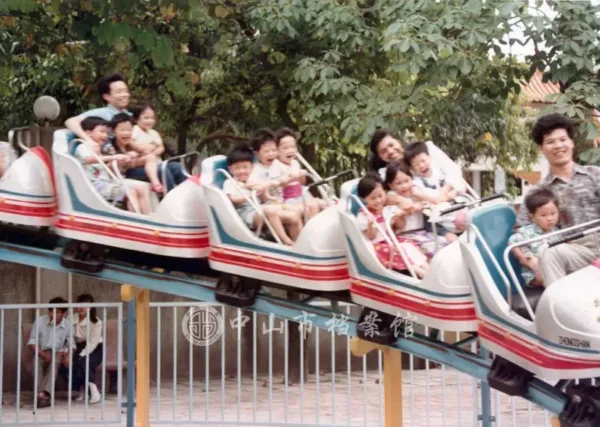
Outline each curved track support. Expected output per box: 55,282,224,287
0,240,569,418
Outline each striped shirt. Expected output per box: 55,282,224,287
517,164,600,228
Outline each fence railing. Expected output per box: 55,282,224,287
0,302,123,426
1,301,557,426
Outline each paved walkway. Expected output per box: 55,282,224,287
1,369,550,426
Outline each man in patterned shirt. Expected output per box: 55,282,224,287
516,114,600,285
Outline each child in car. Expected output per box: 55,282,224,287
383,162,451,256
509,187,560,287
77,117,151,214
109,113,164,193
403,141,467,238
356,173,429,278
273,128,327,221
224,143,302,246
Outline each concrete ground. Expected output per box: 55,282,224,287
1,368,550,426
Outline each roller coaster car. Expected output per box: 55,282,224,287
460,202,600,427
201,155,351,307
52,130,209,273
338,178,478,345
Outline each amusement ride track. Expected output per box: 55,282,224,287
0,240,568,417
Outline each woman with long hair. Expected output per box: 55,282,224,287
69,293,103,404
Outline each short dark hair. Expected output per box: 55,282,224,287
249,128,276,152
110,113,134,129
97,73,127,98
357,173,383,199
403,141,429,167
275,127,297,145
227,142,254,166
525,187,559,214
383,162,412,190
81,116,108,132
130,104,154,121
531,114,575,146
48,297,68,314
368,130,396,171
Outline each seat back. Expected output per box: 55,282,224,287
339,178,361,216
471,203,524,299
201,155,229,190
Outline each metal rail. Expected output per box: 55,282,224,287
0,239,568,417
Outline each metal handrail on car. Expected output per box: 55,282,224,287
158,151,202,196
502,218,600,317
71,139,141,214
8,127,32,154
347,194,416,278
214,168,283,245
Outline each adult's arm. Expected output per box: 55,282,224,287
64,108,109,144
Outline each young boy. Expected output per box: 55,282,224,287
403,141,461,204
509,187,560,287
224,143,302,246
77,117,151,214
248,128,284,203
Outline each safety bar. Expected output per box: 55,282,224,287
72,139,140,214
347,194,397,270
469,224,534,320
295,152,330,200
438,192,509,217
8,127,32,153
384,214,418,279
159,151,202,196
213,168,283,245
306,169,356,191
502,218,600,313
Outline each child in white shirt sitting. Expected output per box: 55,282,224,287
223,143,302,246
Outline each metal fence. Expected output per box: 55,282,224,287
0,301,557,426
0,302,123,426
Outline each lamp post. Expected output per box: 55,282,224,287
33,95,60,126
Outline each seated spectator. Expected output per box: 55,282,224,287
510,187,560,287
63,294,103,404
27,297,75,408
76,117,151,214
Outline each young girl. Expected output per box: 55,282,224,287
356,174,429,278
383,163,450,258
109,113,164,193
273,128,327,220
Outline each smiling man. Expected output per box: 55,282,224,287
65,73,131,145
516,113,600,285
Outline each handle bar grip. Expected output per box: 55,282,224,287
547,231,584,248
479,193,507,203
306,169,355,190
438,204,466,216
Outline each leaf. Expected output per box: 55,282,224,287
214,5,229,18
398,38,410,53
459,58,472,75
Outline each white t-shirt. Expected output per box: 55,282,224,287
356,205,399,243
249,161,284,201
223,178,252,200
132,125,163,147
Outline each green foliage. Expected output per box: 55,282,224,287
1,0,599,175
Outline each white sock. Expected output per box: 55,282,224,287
89,383,100,398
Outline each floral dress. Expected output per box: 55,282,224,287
356,206,428,271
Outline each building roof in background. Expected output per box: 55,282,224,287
521,70,560,104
